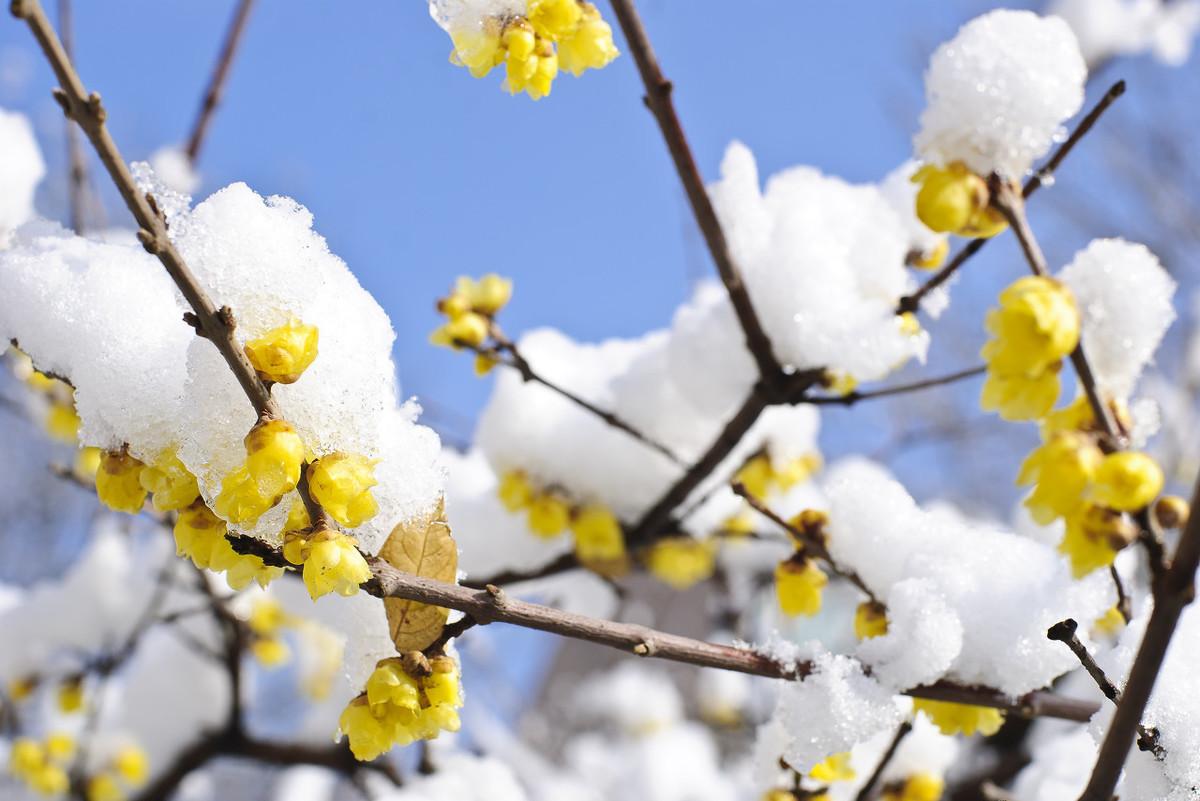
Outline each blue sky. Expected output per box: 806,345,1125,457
2,1,1196,491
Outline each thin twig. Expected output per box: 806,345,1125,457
185,0,256,164
364,558,1098,721
606,0,783,386
1047,619,1161,757
801,365,986,407
1076,467,1200,800
1110,564,1132,623
57,0,92,234
478,335,684,465
732,482,880,605
897,81,1126,315
854,720,913,801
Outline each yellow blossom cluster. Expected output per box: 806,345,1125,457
912,162,1007,239
734,451,823,501
8,733,74,796
881,772,945,801
214,419,306,525
809,751,855,783
7,348,80,444
912,698,1004,737
338,654,463,761
447,0,618,99
980,276,1080,421
174,500,284,590
775,555,827,618
645,536,717,589
1017,398,1166,577
247,597,296,667
497,469,629,577
854,601,889,641
84,745,149,801
430,274,513,375
284,523,373,601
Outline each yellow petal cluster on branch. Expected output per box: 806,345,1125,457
570,504,629,577
447,1,617,98
84,744,149,801
980,276,1080,421
645,536,716,589
215,419,305,525
775,556,828,618
339,654,464,761
286,525,374,600
174,501,283,590
912,162,1006,238
8,735,71,796
912,698,1004,737
882,773,945,801
248,597,295,667
96,449,148,513
138,448,200,512
431,274,512,362
809,751,855,783
854,601,889,641
735,451,823,500
243,318,319,385
307,452,379,528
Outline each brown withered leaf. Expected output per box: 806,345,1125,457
379,499,458,652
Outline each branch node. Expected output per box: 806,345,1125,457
633,640,657,657
136,228,163,255
85,91,105,122
51,87,71,117
1046,618,1078,642
484,584,506,606
217,305,236,330
9,0,30,19
182,312,208,338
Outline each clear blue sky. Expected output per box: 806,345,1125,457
1,1,1194,477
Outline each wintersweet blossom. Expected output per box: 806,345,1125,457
307,452,380,528
775,557,828,618
912,699,1004,737
243,318,319,385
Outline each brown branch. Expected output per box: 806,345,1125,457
732,482,880,605
606,0,783,386
897,81,1127,316
1076,468,1200,801
185,0,255,165
1110,564,1132,623
854,720,913,801
802,365,986,407
1047,619,1162,757
57,0,93,234
365,558,1098,721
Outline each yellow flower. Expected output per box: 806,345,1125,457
86,774,123,801
528,0,582,40
112,745,149,786
557,2,619,76
425,655,463,708
75,446,101,481
338,697,395,762
912,162,1006,238
302,530,372,600
283,496,311,535
174,501,229,570
57,679,84,713
43,733,74,762
897,312,923,338
1091,452,1163,512
823,370,858,396
720,510,756,537
646,537,716,589
735,454,774,499
1040,394,1096,436
1154,495,1190,530
1093,606,1126,638
775,453,823,491
982,277,1080,376
809,751,855,783
252,637,290,667
365,660,421,714
214,546,283,592
307,453,379,528
571,504,629,577
527,491,571,538
138,449,200,512
1059,504,1133,578
45,401,80,443
474,352,499,376
497,469,534,512
912,699,1004,737
883,773,945,801
96,450,147,513
503,25,558,99
910,238,949,271
244,318,319,385
28,764,69,796
980,367,1062,422
8,676,36,701
775,557,828,618
1016,431,1103,525
213,465,275,524
450,18,504,78
9,738,45,777
244,419,305,499
854,601,889,641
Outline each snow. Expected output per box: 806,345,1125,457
915,10,1087,178
0,107,44,247
1050,0,1200,66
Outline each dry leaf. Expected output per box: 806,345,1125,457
379,499,458,652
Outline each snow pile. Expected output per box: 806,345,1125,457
148,146,201,196
709,142,928,384
823,459,1111,696
428,0,526,34
915,10,1087,178
1057,238,1176,401
0,107,44,247
0,175,444,553
1050,0,1200,66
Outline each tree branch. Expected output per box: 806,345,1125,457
606,0,783,385
854,720,912,801
57,0,93,234
364,559,1098,722
185,0,255,165
801,365,986,407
